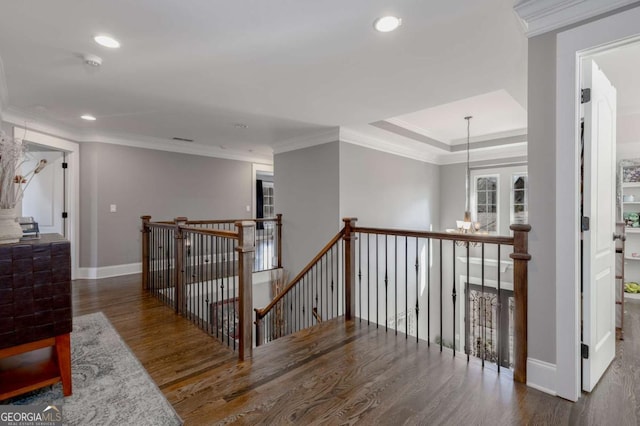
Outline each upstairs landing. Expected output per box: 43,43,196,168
74,275,640,425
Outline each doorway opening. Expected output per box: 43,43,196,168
21,144,67,237
572,33,640,397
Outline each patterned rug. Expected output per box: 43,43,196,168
1,312,182,425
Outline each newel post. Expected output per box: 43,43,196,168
510,224,532,384
276,213,283,269
174,217,188,314
236,221,255,361
342,218,358,321
141,215,151,290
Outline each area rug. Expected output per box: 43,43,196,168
2,312,182,426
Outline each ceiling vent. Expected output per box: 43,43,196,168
172,137,194,143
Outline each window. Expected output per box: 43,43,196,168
262,182,274,219
511,174,528,224
475,176,498,232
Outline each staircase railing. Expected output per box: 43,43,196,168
254,218,531,384
254,227,347,346
140,215,259,360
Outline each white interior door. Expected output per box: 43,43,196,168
582,59,617,392
22,151,65,235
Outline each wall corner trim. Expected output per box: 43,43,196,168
526,357,557,396
77,262,142,280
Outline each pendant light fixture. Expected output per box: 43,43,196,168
452,116,481,235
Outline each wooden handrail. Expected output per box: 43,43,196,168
180,226,239,240
183,217,280,225
255,228,345,318
353,226,515,246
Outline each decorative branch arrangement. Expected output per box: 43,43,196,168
0,131,48,209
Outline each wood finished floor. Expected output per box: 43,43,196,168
73,275,640,425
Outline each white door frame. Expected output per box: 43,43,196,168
13,127,80,280
556,7,640,401
252,163,274,218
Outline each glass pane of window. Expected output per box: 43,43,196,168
514,190,524,204
487,178,497,190
478,192,486,204
512,174,528,225
477,178,486,190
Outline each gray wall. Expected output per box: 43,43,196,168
527,32,557,365
79,142,252,268
339,142,440,230
274,141,341,276
439,163,466,232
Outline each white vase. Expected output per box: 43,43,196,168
0,208,23,244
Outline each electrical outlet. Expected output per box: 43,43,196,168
246,205,251,212
110,204,117,213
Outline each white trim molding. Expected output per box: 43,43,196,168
556,6,640,402
527,358,557,396
77,262,142,280
514,0,640,37
339,127,439,164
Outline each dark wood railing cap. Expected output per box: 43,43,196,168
510,224,532,232
510,253,532,261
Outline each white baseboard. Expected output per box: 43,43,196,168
527,358,557,396
77,262,142,280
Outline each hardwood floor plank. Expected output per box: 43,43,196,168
73,275,640,425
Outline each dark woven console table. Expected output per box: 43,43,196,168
0,234,72,400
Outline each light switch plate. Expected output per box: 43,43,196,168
110,204,117,213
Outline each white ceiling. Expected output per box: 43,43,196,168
0,0,529,163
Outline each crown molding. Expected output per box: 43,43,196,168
339,127,440,165
514,0,640,37
438,142,528,165
3,107,272,164
272,128,340,154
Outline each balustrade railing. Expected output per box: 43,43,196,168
254,228,345,346
141,215,257,360
254,218,531,383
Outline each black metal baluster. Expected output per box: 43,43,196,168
367,233,371,325
395,235,398,335
439,238,443,352
359,232,362,321
452,240,456,356
466,238,470,362
224,238,235,346
415,238,419,343
385,235,388,332
497,244,502,373
427,236,431,346
376,235,379,328
481,242,486,367
405,237,408,338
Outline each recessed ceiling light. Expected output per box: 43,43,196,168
81,114,97,121
374,16,402,32
94,35,120,48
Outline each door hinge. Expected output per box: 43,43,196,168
62,212,68,219
581,343,589,359
62,162,68,169
581,216,590,231
581,88,591,104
